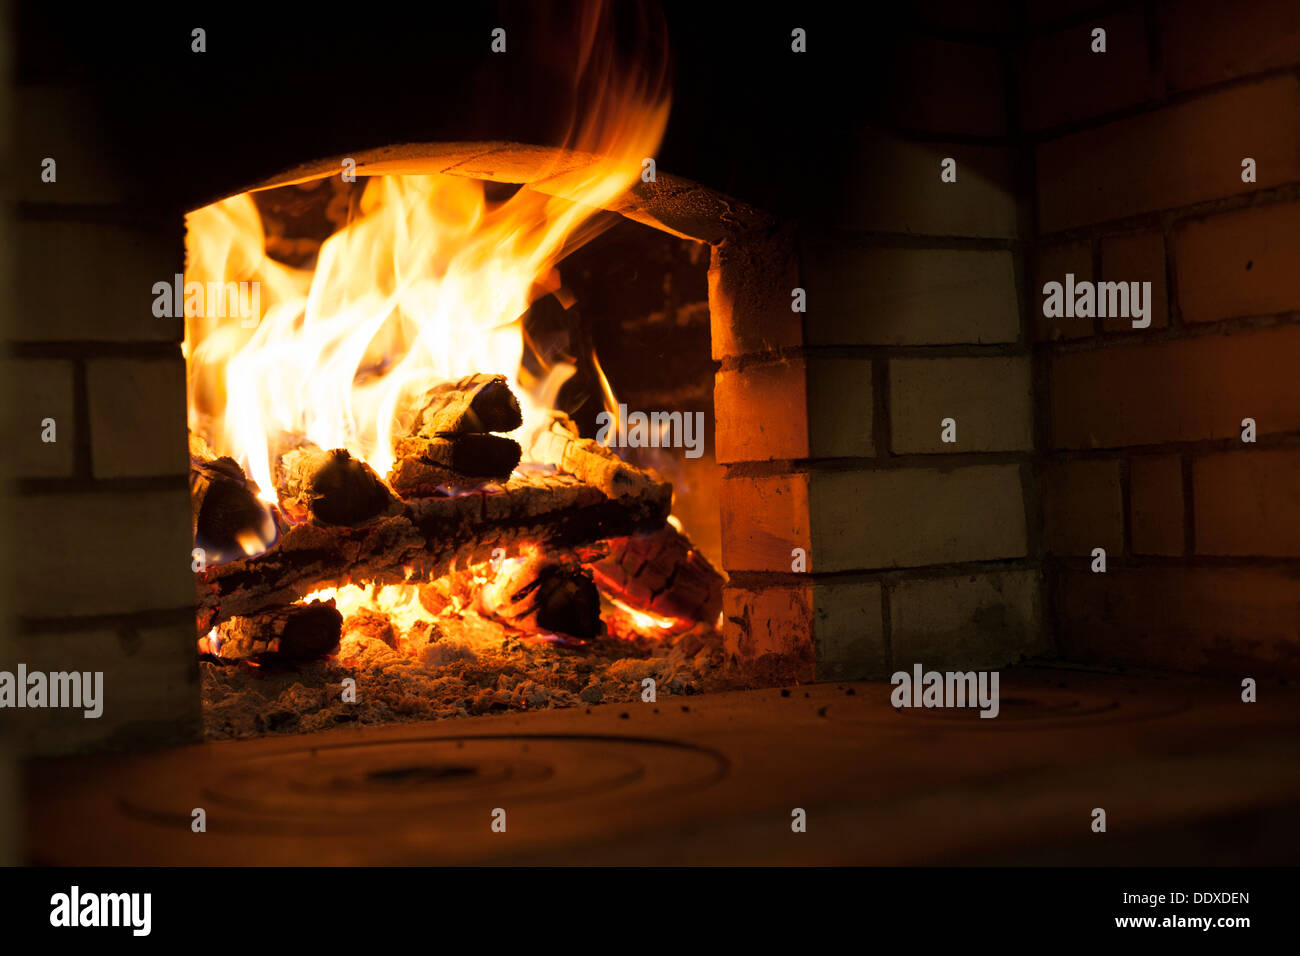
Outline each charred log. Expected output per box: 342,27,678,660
479,556,604,639
412,373,523,436
395,433,522,476
278,446,400,526
190,453,277,562
196,469,672,631
216,600,343,662
582,524,725,624
387,434,523,499
528,412,660,499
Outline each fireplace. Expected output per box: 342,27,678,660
185,143,745,737
5,0,1300,877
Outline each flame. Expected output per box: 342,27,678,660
306,584,432,636
235,530,266,556
590,347,621,443
182,4,669,494
606,594,677,633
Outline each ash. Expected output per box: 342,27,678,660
200,610,725,739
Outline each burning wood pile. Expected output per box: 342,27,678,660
182,17,705,731
191,370,725,734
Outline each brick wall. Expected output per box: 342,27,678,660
715,8,1046,683
1027,0,1300,676
1,83,201,755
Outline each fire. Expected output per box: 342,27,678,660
606,595,678,632
182,5,703,651
182,6,669,499
305,583,432,636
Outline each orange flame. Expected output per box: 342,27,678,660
182,5,670,496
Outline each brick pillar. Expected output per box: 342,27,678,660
1,85,201,755
709,21,1047,684
711,129,1047,683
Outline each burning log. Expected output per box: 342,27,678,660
189,452,277,562
395,434,522,476
528,413,659,499
583,524,725,624
196,469,672,630
412,373,523,436
479,555,604,639
216,600,343,662
277,446,401,526
388,434,522,498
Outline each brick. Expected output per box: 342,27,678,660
885,37,1007,137
1036,75,1300,232
889,356,1033,453
1051,325,1300,448
1130,454,1184,556
811,581,889,680
10,489,195,617
1020,10,1161,131
1042,459,1123,555
890,570,1045,671
722,465,1028,573
1175,202,1300,323
708,229,801,359
805,242,1020,346
0,359,76,478
807,358,875,458
720,473,811,572
1161,0,1300,93
1195,449,1300,556
86,357,189,478
5,86,129,204
1100,231,1167,331
722,580,887,683
721,585,815,684
13,219,184,343
1057,566,1300,676
5,625,201,756
812,465,1027,571
715,360,809,463
715,356,874,463
1034,240,1094,340
831,134,1019,238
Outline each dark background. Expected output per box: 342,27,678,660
13,0,1013,217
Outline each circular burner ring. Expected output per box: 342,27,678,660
117,733,729,838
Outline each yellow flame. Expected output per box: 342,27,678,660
607,594,676,632
590,347,620,441
306,584,432,636
183,6,669,494
235,530,265,556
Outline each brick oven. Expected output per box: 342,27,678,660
3,0,1300,872
1,3,1040,759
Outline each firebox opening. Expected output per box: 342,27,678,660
185,168,728,739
